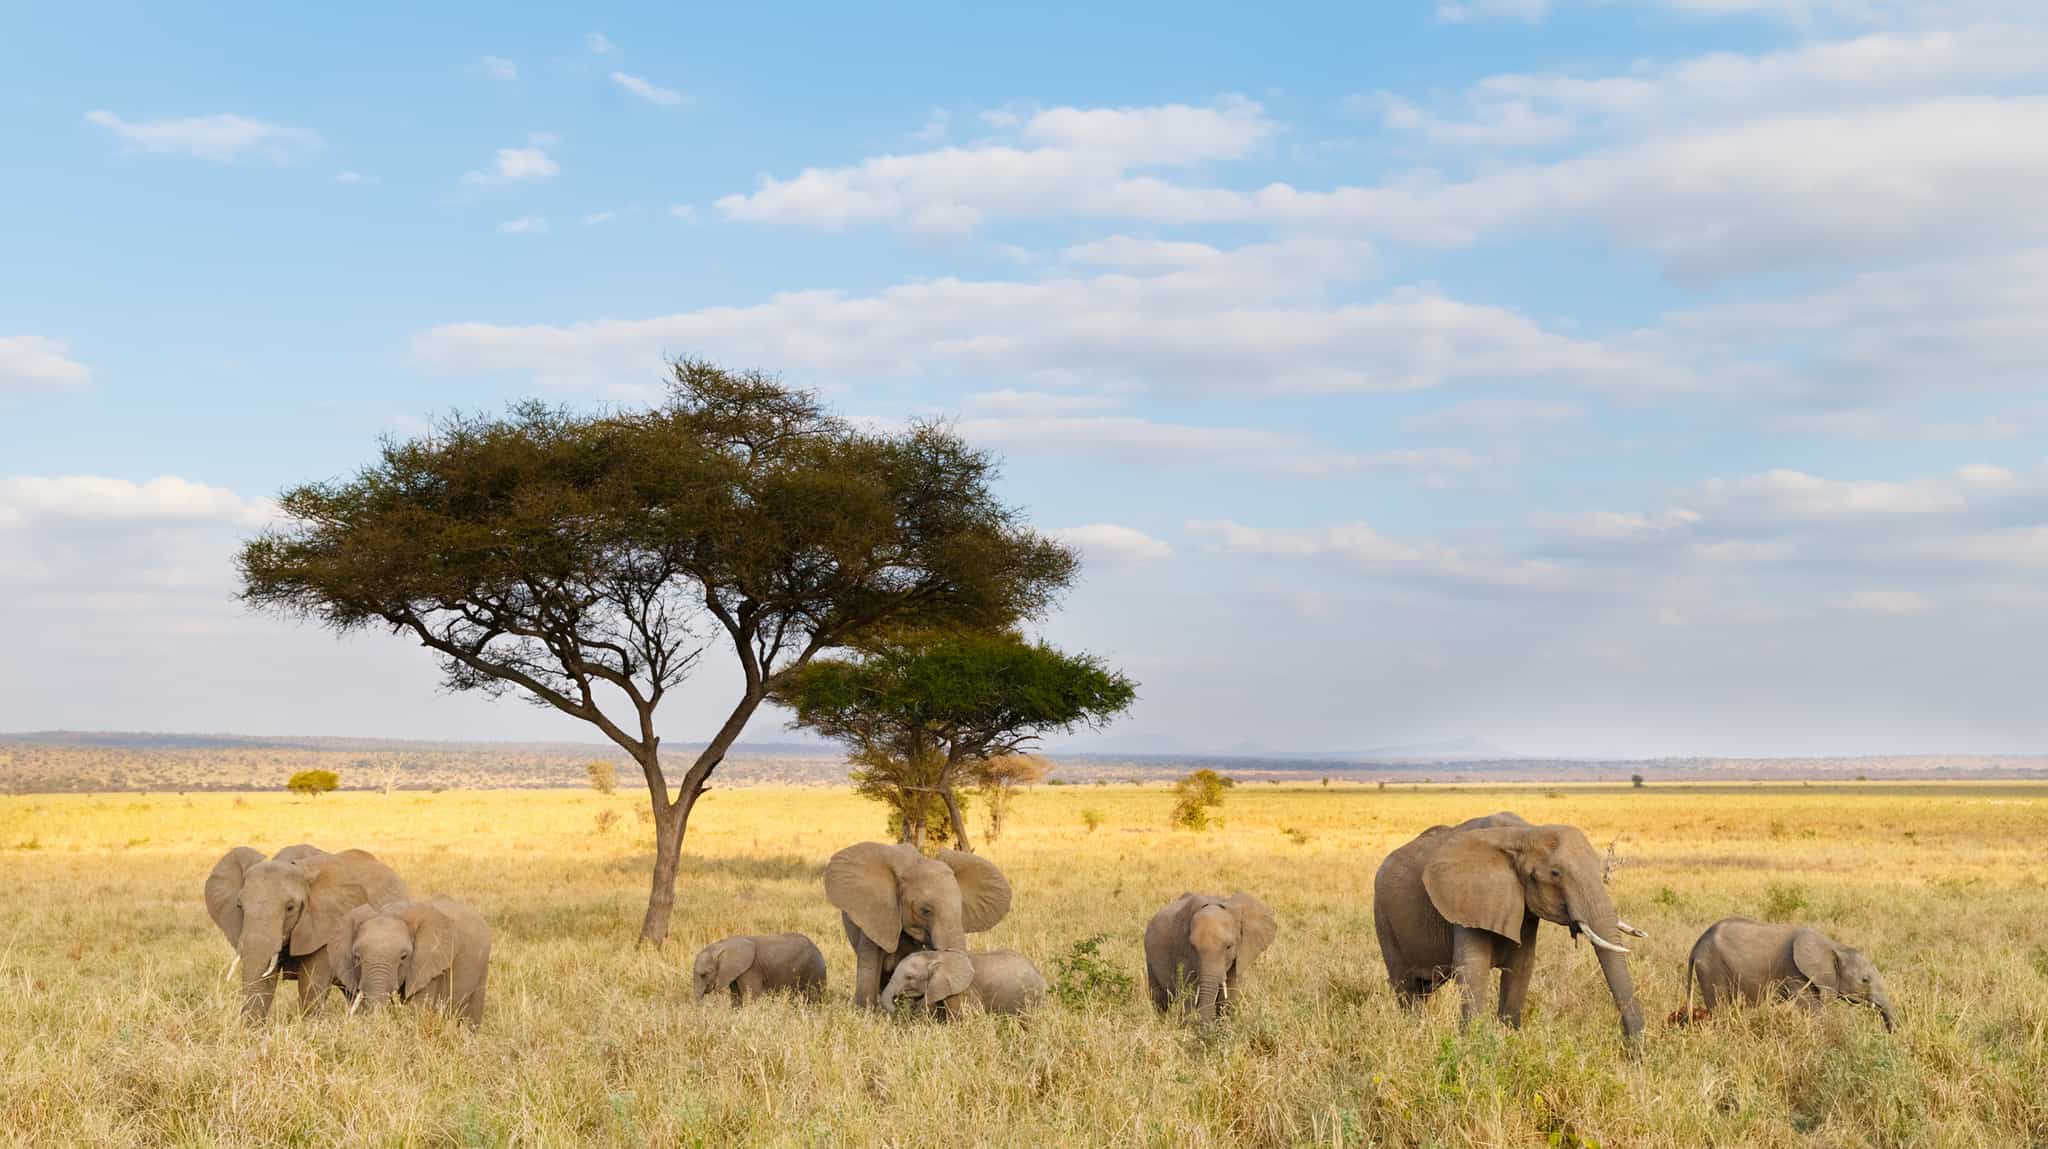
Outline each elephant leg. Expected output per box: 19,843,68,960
1496,915,1541,1027
296,953,335,1016
736,969,764,1004
853,942,883,1009
1450,928,1497,1029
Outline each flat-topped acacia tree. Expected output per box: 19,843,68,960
237,360,1075,944
770,630,1135,852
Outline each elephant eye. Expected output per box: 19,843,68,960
1548,867,1561,879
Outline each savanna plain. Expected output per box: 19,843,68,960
2,782,2044,1148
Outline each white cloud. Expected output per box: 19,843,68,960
586,32,616,54
670,204,698,223
411,237,1678,396
611,71,686,107
1378,94,1577,147
0,336,91,391
0,476,274,528
1699,468,1974,519
85,110,320,164
335,170,370,184
910,109,950,143
1536,508,1702,542
464,141,560,185
478,56,518,80
1049,523,1173,563
580,210,617,226
497,216,550,236
1833,589,1932,615
1403,398,1581,435
1188,519,1570,590
1437,0,1551,22
716,97,1275,234
957,412,1482,479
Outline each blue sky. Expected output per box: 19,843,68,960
4,1,2047,757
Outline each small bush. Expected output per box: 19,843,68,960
286,770,338,797
1170,769,1231,831
1631,773,1645,789
1283,827,1311,846
586,760,617,795
1080,808,1104,833
1762,882,1808,921
593,809,621,835
1052,934,1134,1009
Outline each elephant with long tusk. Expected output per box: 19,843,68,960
1374,812,1647,1042
203,844,409,1023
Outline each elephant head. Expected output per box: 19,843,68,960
1794,930,1897,1031
204,845,407,1021
878,949,976,1014
330,901,456,1012
825,842,1011,954
1422,821,1645,1036
692,937,756,1003
1183,893,1276,1024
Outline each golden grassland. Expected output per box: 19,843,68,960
2,782,2045,1148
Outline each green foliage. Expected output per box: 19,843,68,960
1630,773,1645,789
1080,807,1104,832
285,770,338,796
1762,882,1809,921
1051,934,1134,1009
1170,768,1231,831
585,760,616,795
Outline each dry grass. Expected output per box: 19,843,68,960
1,782,2044,1147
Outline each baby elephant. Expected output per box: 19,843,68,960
878,949,1047,1018
692,932,828,1005
1144,891,1277,1024
332,898,492,1028
1686,917,1896,1031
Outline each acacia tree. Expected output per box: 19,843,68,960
771,631,1135,851
238,361,1074,944
976,754,1051,844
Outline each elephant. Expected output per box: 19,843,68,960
1373,812,1647,1041
1684,918,1896,1030
691,932,828,1005
204,844,409,1023
1143,891,1277,1024
824,841,1013,1008
878,949,1048,1018
330,897,492,1028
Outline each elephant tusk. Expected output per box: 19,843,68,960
260,952,281,979
1616,919,1648,938
223,954,241,983
1577,922,1631,954
348,993,361,1016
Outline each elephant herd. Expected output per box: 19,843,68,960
202,812,1896,1041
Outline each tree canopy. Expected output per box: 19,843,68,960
238,360,1076,942
771,630,1135,850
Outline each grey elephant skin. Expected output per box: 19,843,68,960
1373,812,1646,1040
879,949,1047,1017
692,932,828,1005
330,897,492,1028
204,844,409,1023
1685,917,1896,1030
1144,891,1277,1025
824,842,1012,1008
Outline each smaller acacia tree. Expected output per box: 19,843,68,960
287,769,339,797
587,760,618,795
771,631,1134,851
976,753,1051,843
1170,767,1231,831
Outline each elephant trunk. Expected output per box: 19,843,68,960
1194,974,1223,1025
235,916,287,1023
355,963,401,1010
1874,992,1898,1032
1567,888,1644,1041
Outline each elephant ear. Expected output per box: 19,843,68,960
329,904,377,996
204,847,265,946
937,849,1013,933
1225,892,1278,967
928,950,976,1004
711,937,756,991
291,849,403,957
1422,828,1527,941
826,842,914,953
1791,930,1842,992
402,902,458,999
271,844,326,865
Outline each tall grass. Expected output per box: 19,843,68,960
1,782,2043,1146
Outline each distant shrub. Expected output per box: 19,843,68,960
594,809,621,835
1081,808,1104,833
586,760,617,795
286,770,338,797
1762,882,1808,922
1321,776,1331,788
1171,769,1230,831
1283,827,1311,846
1052,934,1134,1009
1631,773,1645,789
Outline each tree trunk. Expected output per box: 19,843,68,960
639,790,687,946
943,785,972,853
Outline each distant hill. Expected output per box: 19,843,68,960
0,730,827,756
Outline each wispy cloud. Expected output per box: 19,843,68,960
1049,523,1174,564
463,136,560,184
611,72,686,107
586,32,616,54
0,336,91,391
497,216,550,236
477,55,517,81
85,110,320,163
580,211,617,227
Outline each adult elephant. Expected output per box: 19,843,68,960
824,842,1012,1008
1374,812,1646,1041
204,844,409,1023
